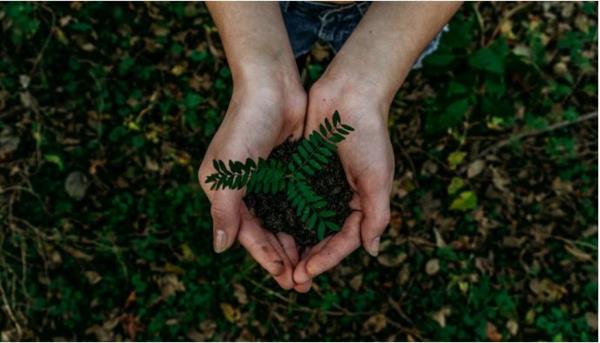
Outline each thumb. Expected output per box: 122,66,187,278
210,190,242,253
360,190,391,257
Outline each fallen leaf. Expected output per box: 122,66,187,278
425,258,440,275
432,307,451,328
585,312,597,331
65,171,90,200
220,303,241,323
363,313,387,333
433,228,447,248
448,151,467,170
233,283,248,305
506,319,519,336
350,274,363,291
450,191,478,211
467,159,485,178
447,177,464,195
491,167,509,192
84,271,102,285
564,243,592,261
486,322,502,342
377,252,407,267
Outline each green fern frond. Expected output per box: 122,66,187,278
247,158,286,194
286,180,340,240
286,111,354,179
205,157,258,190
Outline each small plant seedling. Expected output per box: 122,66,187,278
205,111,354,240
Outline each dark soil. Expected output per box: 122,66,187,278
244,141,353,246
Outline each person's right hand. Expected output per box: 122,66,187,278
198,72,312,291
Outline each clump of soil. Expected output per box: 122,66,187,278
244,141,353,246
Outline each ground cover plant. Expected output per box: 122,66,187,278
0,2,597,341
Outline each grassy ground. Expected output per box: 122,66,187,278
0,2,597,341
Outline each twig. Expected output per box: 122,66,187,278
477,111,597,158
29,4,56,76
0,281,22,339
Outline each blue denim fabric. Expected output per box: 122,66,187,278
280,1,448,69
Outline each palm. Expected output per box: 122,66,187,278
199,90,309,290
293,84,393,287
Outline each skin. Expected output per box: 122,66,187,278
201,2,461,292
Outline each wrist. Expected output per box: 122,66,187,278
321,57,405,111
315,67,393,120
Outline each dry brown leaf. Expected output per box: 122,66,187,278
350,274,363,291
233,283,248,305
425,258,440,275
529,278,567,301
486,322,502,342
506,319,519,336
377,252,407,268
585,312,597,331
220,303,241,323
467,160,485,178
564,243,592,261
363,313,387,333
84,271,102,285
432,307,451,328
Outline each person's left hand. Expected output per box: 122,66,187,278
292,73,395,290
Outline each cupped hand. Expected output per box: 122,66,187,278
198,78,312,291
293,76,394,288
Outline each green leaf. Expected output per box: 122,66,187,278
319,124,327,137
341,124,354,131
426,98,470,134
218,160,230,175
44,154,64,171
325,118,332,131
447,151,467,170
333,111,341,125
450,191,478,211
447,177,464,195
329,133,344,143
317,222,326,240
307,213,317,230
325,221,340,231
468,47,505,75
320,210,336,218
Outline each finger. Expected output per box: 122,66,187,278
304,211,362,278
266,233,296,290
277,232,299,266
209,190,243,253
294,280,312,293
293,236,333,284
360,190,391,257
238,218,285,277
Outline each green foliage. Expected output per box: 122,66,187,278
0,2,596,342
205,111,354,239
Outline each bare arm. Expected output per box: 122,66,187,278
201,3,309,291
205,2,299,87
295,2,461,284
323,1,462,104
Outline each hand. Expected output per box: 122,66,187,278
293,74,394,287
198,73,312,291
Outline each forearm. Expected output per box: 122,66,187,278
323,2,461,104
206,2,299,87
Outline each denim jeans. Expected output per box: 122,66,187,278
280,1,448,69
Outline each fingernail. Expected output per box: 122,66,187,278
214,229,228,253
368,236,380,257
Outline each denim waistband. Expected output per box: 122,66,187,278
281,1,371,17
